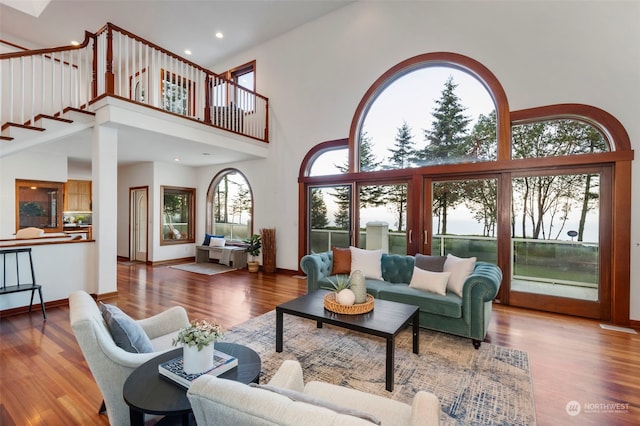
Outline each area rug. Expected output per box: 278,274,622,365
168,262,237,275
224,310,536,425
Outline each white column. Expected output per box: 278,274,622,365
366,221,389,253
92,125,118,295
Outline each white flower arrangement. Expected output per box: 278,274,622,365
173,319,225,351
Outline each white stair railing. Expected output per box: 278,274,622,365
1,32,96,128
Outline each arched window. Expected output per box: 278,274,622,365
358,67,496,170
206,169,253,241
300,52,632,324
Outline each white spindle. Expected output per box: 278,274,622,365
31,56,35,124
40,54,45,116
9,58,14,123
60,50,64,115
18,56,26,124
144,43,149,104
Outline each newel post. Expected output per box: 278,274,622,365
204,74,212,124
104,24,115,95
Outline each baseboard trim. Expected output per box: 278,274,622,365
0,297,67,318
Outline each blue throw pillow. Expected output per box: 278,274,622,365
202,233,225,246
99,302,154,353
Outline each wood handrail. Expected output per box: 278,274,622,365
0,31,95,60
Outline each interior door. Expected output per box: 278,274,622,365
130,187,148,262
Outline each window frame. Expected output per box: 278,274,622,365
299,52,633,325
160,186,195,245
15,179,64,233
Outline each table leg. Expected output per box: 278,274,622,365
412,311,419,354
129,407,144,426
276,309,283,352
316,320,323,328
386,337,394,392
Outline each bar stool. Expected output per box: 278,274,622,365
0,247,46,319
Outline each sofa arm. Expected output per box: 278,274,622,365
410,391,440,426
300,252,333,292
267,359,305,392
461,262,502,304
137,306,190,340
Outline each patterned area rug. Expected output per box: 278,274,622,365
168,262,237,275
224,310,536,425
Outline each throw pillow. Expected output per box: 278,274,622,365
349,246,383,280
443,254,477,297
331,246,351,275
99,302,154,353
409,267,450,296
209,237,226,247
202,233,225,246
414,253,447,272
249,383,381,425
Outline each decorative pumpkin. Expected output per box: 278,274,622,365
336,288,356,305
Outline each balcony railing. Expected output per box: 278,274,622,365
309,229,599,291
1,23,269,142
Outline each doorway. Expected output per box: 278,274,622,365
129,187,148,262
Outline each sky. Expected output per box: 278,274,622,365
308,66,599,243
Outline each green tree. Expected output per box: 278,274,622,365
419,76,472,164
421,76,471,234
382,121,416,231
462,112,498,237
310,188,329,229
512,120,606,240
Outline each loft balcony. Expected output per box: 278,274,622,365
0,23,269,163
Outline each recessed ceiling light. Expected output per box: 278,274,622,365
174,157,181,162
70,40,80,46
184,49,192,55
215,32,224,39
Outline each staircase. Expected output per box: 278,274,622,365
1,22,269,158
1,107,95,157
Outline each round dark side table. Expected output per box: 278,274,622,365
123,342,261,426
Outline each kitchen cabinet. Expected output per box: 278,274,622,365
65,180,92,211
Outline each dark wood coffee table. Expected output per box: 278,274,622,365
276,289,419,391
123,342,261,426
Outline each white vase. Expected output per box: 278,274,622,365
183,343,214,374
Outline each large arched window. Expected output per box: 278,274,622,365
300,52,633,325
206,169,253,241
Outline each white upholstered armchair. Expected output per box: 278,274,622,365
188,359,441,426
69,290,189,426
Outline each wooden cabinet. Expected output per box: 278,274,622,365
64,180,92,211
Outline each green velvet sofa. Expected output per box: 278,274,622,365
300,251,502,349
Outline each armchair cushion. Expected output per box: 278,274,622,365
99,302,154,353
250,383,382,425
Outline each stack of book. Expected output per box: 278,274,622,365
158,349,238,389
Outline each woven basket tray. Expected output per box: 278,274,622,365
324,292,374,315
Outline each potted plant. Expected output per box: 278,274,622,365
173,319,225,374
326,275,356,305
243,234,262,272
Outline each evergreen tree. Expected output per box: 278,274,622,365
421,76,471,234
419,76,472,164
382,121,416,231
310,188,329,229
332,131,384,229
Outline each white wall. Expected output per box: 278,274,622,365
0,151,68,239
205,1,639,319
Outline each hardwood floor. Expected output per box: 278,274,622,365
1,260,638,425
